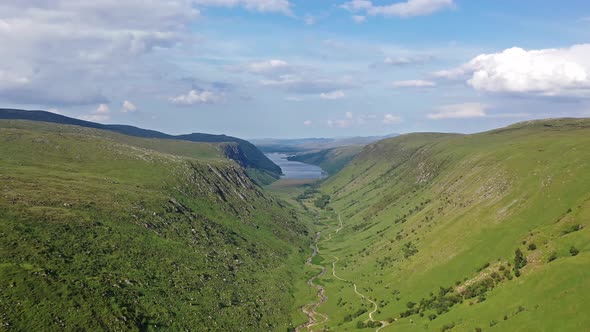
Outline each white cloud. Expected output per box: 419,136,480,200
392,80,436,88
193,0,292,14
327,119,354,128
261,75,356,94
383,113,401,124
340,0,373,12
96,104,110,114
352,15,367,23
427,103,488,119
0,1,199,106
80,103,111,122
286,96,303,102
436,44,590,97
320,90,346,100
303,120,312,126
341,0,454,18
121,100,137,113
169,90,221,105
383,54,432,66
247,59,291,75
345,111,353,119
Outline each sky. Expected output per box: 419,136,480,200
1,0,590,139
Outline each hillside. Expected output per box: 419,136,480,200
0,120,309,331
253,135,396,154
303,118,590,331
0,109,281,184
287,146,363,175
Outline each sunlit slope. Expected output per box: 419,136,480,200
288,145,363,175
321,118,590,331
0,120,308,331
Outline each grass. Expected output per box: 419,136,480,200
299,118,590,331
287,145,363,175
0,120,310,331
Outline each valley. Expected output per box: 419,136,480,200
288,118,590,331
1,115,589,331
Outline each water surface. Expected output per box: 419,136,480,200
266,153,326,180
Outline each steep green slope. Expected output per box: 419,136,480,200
0,109,281,184
310,118,590,331
0,120,308,331
287,146,363,175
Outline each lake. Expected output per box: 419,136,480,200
266,153,327,180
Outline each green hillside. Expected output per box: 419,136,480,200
287,146,363,175
0,120,309,331
301,118,590,331
0,109,282,184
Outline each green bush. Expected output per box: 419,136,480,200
514,248,527,269
570,246,579,256
528,243,537,250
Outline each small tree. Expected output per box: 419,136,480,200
570,246,579,256
528,243,537,250
514,248,527,269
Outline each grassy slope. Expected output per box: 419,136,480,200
0,120,309,331
0,109,282,182
288,146,363,175
312,118,590,331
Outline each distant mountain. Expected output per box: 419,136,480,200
252,134,398,153
0,108,281,184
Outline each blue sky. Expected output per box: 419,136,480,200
1,0,590,138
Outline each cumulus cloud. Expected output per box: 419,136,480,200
303,120,312,126
121,100,137,113
0,1,199,106
341,0,454,18
194,0,292,14
320,90,346,100
80,104,111,122
169,90,222,105
383,113,402,124
392,80,436,88
427,103,488,119
435,44,590,97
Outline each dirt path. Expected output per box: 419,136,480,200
297,213,389,332
330,214,390,332
295,232,328,332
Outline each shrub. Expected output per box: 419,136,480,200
514,248,527,269
406,301,416,309
475,328,482,332
441,323,455,331
528,243,537,250
570,246,579,256
548,252,558,262
428,314,437,321
562,224,583,235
